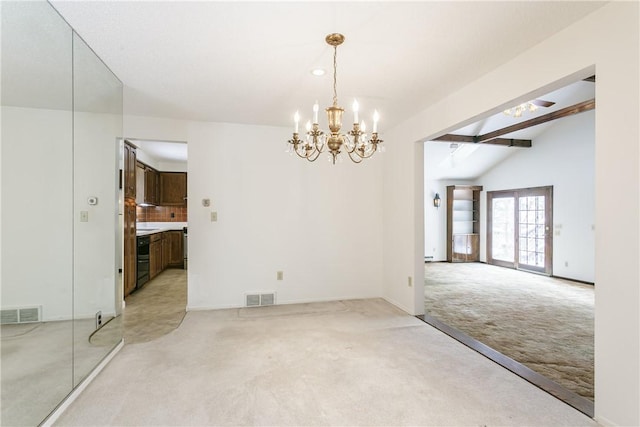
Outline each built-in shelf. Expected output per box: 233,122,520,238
447,185,483,262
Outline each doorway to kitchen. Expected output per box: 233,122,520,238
121,138,189,343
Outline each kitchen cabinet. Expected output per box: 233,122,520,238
123,141,137,200
136,162,159,206
166,230,184,267
162,232,170,271
123,141,137,297
159,172,187,206
123,199,137,297
446,185,482,262
145,168,159,205
149,233,163,279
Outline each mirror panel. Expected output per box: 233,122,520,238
1,1,74,425
72,32,123,386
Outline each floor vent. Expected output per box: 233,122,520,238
245,293,276,307
1,306,41,324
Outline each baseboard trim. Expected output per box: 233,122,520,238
41,339,124,427
416,313,594,418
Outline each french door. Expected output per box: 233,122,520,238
487,186,553,275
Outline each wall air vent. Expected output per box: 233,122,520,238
0,306,41,324
245,293,276,307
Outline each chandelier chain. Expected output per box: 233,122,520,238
332,45,338,106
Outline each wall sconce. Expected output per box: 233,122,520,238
433,193,441,208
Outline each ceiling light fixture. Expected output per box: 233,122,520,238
287,33,383,164
503,101,538,118
311,68,325,76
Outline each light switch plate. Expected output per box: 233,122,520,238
211,211,217,222
80,211,89,222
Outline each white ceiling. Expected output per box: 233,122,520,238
132,139,188,163
48,1,606,131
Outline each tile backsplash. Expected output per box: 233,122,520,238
137,205,187,222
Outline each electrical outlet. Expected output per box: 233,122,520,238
408,276,413,287
211,211,217,222
277,271,284,280
95,311,102,330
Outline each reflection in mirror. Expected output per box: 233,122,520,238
72,33,123,386
1,1,74,425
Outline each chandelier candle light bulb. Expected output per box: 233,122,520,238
373,110,379,133
353,99,359,124
287,33,383,164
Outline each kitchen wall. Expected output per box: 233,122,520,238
124,115,384,310
381,3,639,425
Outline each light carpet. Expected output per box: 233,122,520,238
55,298,594,426
424,262,593,401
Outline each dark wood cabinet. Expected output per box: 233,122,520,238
159,172,187,206
123,141,137,297
166,230,183,267
145,168,159,205
124,141,137,200
446,185,482,263
162,232,170,271
123,199,137,297
149,233,163,279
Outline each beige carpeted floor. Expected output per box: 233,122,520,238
424,262,594,401
55,298,595,426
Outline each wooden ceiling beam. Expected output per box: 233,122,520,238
432,98,595,147
477,98,594,142
432,135,531,147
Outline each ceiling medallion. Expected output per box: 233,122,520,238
287,33,383,164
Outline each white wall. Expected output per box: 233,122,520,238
476,110,594,282
73,111,120,319
382,3,639,425
1,107,73,321
124,116,384,310
1,107,120,321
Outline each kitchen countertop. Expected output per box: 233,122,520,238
136,222,187,237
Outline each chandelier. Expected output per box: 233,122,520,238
503,101,538,118
287,33,383,164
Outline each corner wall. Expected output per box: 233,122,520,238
382,3,639,425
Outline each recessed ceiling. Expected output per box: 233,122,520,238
48,1,606,130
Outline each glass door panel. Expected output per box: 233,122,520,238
491,197,515,263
